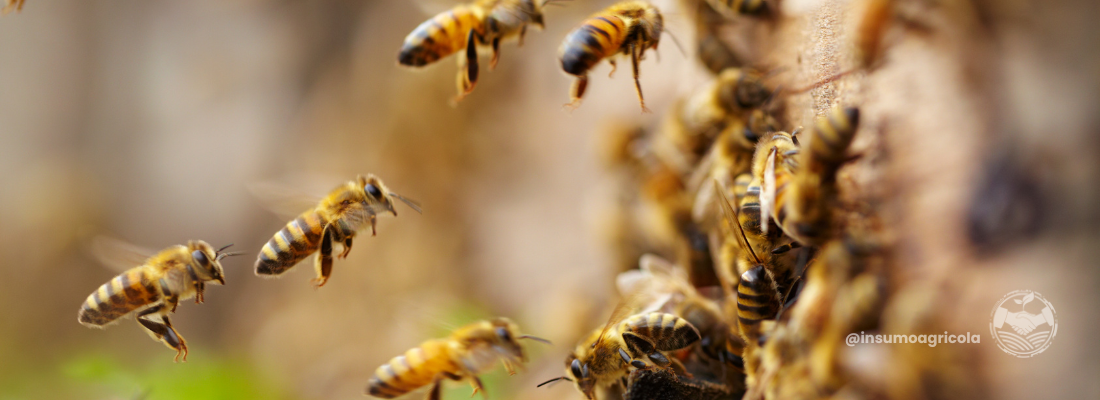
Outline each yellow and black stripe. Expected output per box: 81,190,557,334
805,106,860,176
78,268,159,326
255,210,327,275
399,5,484,66
736,266,780,341
560,13,627,76
366,339,456,398
620,312,701,352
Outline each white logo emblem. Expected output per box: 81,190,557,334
990,290,1057,357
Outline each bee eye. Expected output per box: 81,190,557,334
495,327,513,342
365,184,382,198
570,359,584,378
192,250,209,266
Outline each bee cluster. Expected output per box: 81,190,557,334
545,0,989,399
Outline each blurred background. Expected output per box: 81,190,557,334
1,0,1098,400
0,1,702,399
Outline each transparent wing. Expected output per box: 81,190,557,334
88,235,155,273
761,147,778,236
247,174,332,220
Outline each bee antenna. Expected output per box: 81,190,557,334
216,244,235,253
391,193,423,214
713,179,761,265
216,251,244,261
662,28,687,58
537,376,572,388
518,335,553,345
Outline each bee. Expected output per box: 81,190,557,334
653,68,773,183
617,255,743,378
1,0,24,15
254,174,421,287
366,318,549,400
398,0,548,102
559,1,664,112
540,310,701,399
78,241,239,362
712,179,783,345
760,107,860,246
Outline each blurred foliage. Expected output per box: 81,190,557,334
0,351,290,400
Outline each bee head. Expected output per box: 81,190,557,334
638,3,663,48
488,318,551,363
187,241,239,285
565,356,596,399
357,174,422,217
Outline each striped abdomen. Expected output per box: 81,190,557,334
78,268,159,326
736,266,780,341
738,183,765,237
367,339,457,398
619,312,701,352
807,106,860,178
560,14,627,76
399,6,483,66
255,210,327,275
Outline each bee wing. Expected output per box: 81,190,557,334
714,179,761,264
88,235,155,273
598,271,677,346
247,176,329,220
761,147,778,236
411,0,458,15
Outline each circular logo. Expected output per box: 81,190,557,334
989,290,1057,357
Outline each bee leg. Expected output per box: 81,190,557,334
469,376,487,399
158,280,180,312
312,226,334,288
425,379,443,400
137,305,188,362
339,237,353,259
518,25,527,46
619,347,647,369
455,29,480,103
370,214,378,237
629,44,650,113
563,75,587,110
193,281,205,304
490,37,501,70
647,352,671,368
608,59,617,78
186,265,204,304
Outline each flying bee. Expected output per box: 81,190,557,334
398,0,550,102
366,318,549,400
254,174,421,287
78,240,239,362
559,1,663,112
